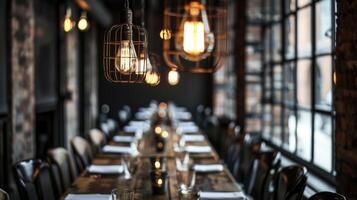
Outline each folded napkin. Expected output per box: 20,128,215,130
198,191,247,200
102,145,134,154
193,164,224,172
177,126,199,135
113,135,136,143
87,165,123,174
65,194,112,200
182,134,205,142
185,145,211,153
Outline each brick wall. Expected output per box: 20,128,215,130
335,0,357,198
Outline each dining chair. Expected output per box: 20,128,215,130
247,151,281,200
13,159,58,200
47,147,78,194
222,122,241,163
88,128,107,154
234,133,262,184
308,192,346,200
0,188,9,200
71,136,93,172
273,165,308,200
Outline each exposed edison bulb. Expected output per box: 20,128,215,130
63,8,75,32
145,71,160,86
78,12,89,31
175,1,215,61
137,54,150,74
168,70,179,86
114,40,138,74
160,29,172,40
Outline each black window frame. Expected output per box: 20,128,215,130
261,0,336,184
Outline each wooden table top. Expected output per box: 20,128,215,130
62,130,242,199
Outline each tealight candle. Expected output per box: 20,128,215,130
150,171,168,195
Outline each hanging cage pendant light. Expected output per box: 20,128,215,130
103,0,148,83
162,0,227,73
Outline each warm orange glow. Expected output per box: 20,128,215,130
159,102,167,109
168,70,179,86
160,29,172,40
161,131,169,138
63,8,75,32
78,14,89,31
333,71,336,85
154,161,161,169
183,21,205,55
114,40,138,74
157,178,163,185
155,126,162,134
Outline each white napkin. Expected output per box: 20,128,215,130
199,191,247,200
113,135,136,143
182,134,205,142
177,126,199,135
185,145,211,153
87,165,123,174
65,194,112,200
102,145,134,154
193,164,224,172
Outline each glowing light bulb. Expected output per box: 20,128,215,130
78,12,89,31
175,1,215,61
157,178,163,185
160,29,172,40
114,40,138,74
154,161,161,169
137,54,150,75
155,126,162,134
168,70,179,86
161,131,169,138
145,71,160,86
63,8,75,32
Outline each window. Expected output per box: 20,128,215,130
213,1,237,119
261,0,335,181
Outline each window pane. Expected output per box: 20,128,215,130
272,0,282,21
297,110,312,161
315,56,332,111
297,60,312,108
272,24,282,61
285,15,295,59
316,0,332,54
283,107,296,152
314,114,332,172
274,65,283,102
298,0,310,7
285,0,296,13
263,105,272,139
297,7,312,58
272,105,282,145
264,65,272,99
264,28,271,63
284,62,295,104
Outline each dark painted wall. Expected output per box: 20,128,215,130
97,1,213,117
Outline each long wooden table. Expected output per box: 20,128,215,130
62,129,242,199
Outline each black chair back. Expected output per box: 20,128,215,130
47,147,78,194
274,165,307,200
0,188,9,200
309,192,346,200
70,136,93,172
234,134,261,183
88,129,107,154
13,159,58,200
249,151,281,200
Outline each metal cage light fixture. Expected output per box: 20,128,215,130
162,0,227,73
103,0,148,83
